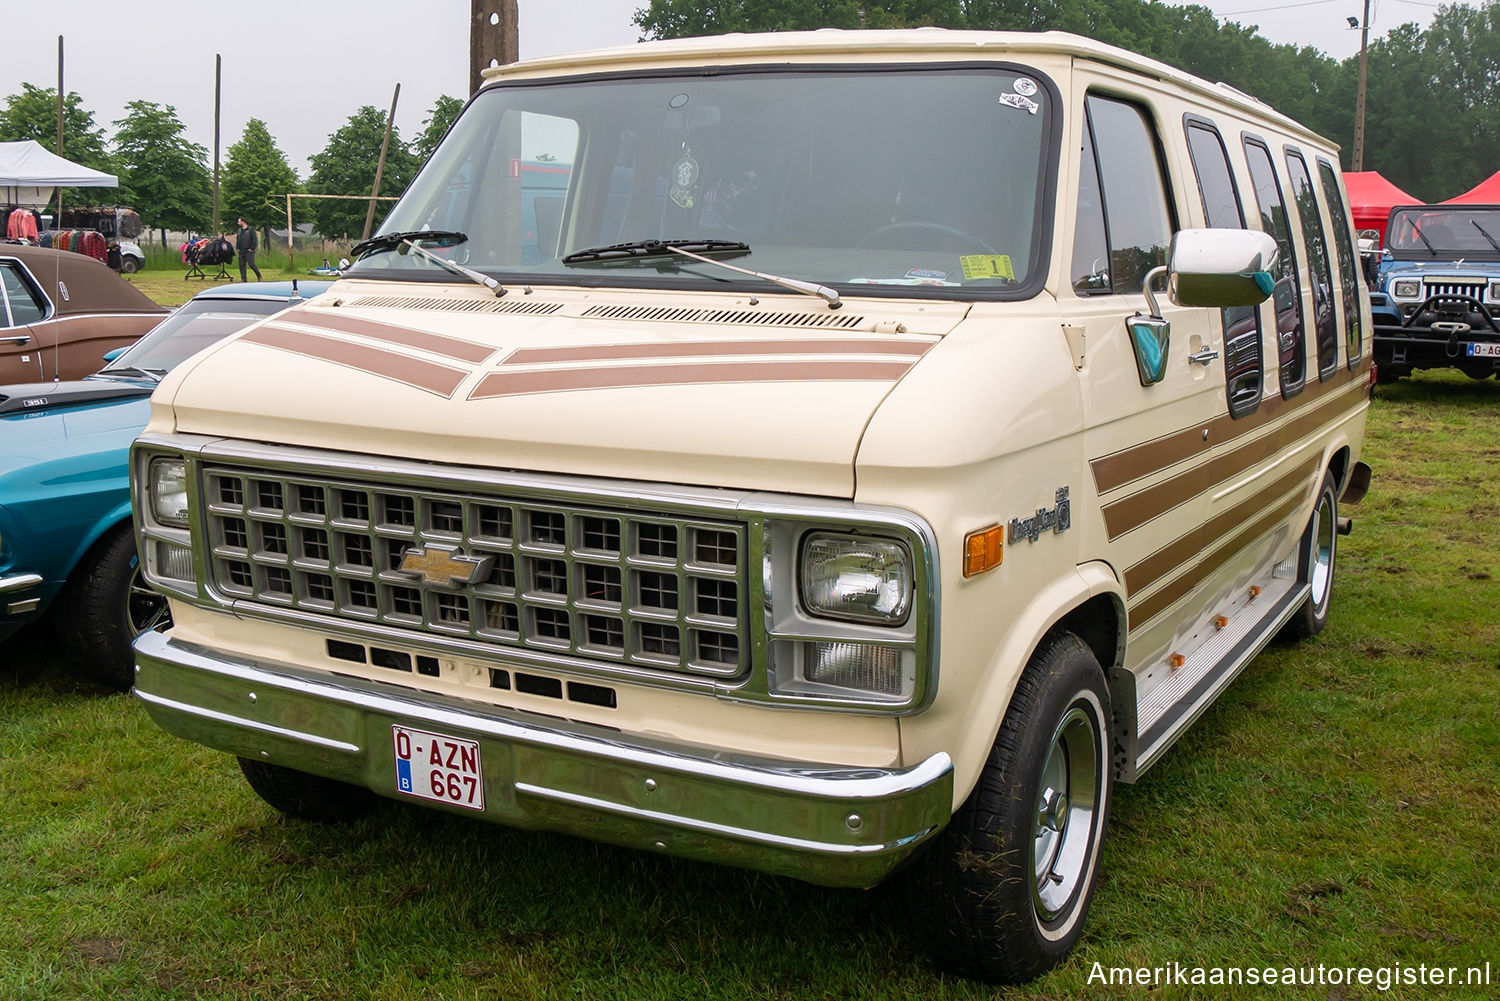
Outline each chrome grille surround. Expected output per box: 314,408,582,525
200,465,748,679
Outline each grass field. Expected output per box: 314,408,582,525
122,245,353,306
1,370,1496,1000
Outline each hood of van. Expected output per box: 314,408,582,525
154,284,969,497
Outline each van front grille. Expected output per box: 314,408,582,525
201,466,747,679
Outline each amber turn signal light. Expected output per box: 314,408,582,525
963,525,1004,577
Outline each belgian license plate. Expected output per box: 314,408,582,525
392,725,485,811
1467,342,1500,357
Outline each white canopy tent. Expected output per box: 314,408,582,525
1,139,118,208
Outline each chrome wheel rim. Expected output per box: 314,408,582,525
1032,705,1100,922
126,560,172,636
1309,490,1335,609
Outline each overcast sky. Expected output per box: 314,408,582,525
1,0,1456,177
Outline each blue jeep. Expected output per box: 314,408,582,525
1371,204,1500,381
0,281,331,688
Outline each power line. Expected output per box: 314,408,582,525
1218,0,1338,16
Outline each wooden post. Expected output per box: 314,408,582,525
286,192,295,273
213,54,222,234
470,0,519,95
55,36,63,230
1352,0,1372,171
362,83,400,242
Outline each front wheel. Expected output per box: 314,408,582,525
904,633,1112,983
57,524,172,690
1279,468,1338,641
238,758,376,822
120,256,141,274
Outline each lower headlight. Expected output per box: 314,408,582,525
800,533,912,625
149,458,190,527
1392,279,1421,298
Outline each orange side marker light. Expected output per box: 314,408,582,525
963,525,1004,577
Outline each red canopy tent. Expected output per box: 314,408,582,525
1443,170,1500,204
1343,171,1424,244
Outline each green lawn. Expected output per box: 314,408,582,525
2,371,1496,1000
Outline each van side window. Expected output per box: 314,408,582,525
1073,95,1174,293
1071,126,1111,293
1316,158,1363,368
1285,149,1339,380
1185,119,1261,418
1243,138,1306,397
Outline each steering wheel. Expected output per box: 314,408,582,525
856,220,998,254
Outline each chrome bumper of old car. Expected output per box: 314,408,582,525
133,631,954,888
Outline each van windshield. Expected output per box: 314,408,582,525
356,66,1057,299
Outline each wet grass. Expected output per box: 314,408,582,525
2,370,1496,999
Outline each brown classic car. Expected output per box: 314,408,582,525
0,244,168,384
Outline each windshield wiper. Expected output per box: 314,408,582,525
1472,219,1500,254
98,365,167,382
562,239,842,309
1411,226,1438,256
352,230,505,298
561,238,749,264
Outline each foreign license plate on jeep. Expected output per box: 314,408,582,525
392,725,485,811
1467,342,1500,357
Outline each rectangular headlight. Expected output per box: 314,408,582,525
1392,279,1421,298
800,533,912,625
149,458,190,527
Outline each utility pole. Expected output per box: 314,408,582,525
55,36,64,230
1352,0,1371,171
213,54,222,234
363,83,401,241
470,0,519,95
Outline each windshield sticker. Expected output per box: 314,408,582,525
959,255,1016,281
1013,78,1038,96
998,92,1039,115
669,152,700,209
906,267,951,283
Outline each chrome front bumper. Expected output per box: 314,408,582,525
133,631,954,888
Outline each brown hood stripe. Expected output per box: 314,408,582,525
503,338,932,366
278,308,496,364
244,326,469,397
470,359,915,399
1127,490,1304,632
1102,378,1367,540
1092,359,1370,495
1124,453,1321,597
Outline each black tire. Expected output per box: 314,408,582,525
56,523,172,691
237,757,376,822
120,256,141,274
904,633,1112,984
1279,468,1338,641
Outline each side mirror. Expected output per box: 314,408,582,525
1166,228,1279,308
102,347,127,363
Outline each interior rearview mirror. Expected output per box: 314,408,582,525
1167,228,1279,308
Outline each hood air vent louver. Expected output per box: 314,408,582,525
580,304,865,329
346,295,564,316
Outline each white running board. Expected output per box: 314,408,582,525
1133,574,1309,776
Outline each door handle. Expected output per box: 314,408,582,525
0,334,30,345
1188,347,1220,366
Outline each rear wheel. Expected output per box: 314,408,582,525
57,524,172,690
904,633,1111,983
238,758,376,822
1280,468,1338,641
119,255,141,274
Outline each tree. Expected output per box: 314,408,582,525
112,101,213,241
222,118,299,248
306,106,419,239
0,84,116,205
412,95,464,164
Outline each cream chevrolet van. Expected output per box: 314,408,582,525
130,30,1373,982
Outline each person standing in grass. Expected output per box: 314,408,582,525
236,217,263,281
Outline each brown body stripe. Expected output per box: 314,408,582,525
1127,491,1303,631
470,360,914,399
1124,454,1321,596
1102,378,1367,540
1092,360,1370,494
244,326,468,396
503,339,931,365
278,308,496,363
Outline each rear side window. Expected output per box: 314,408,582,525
1072,95,1174,293
1244,138,1306,398
0,263,47,327
1317,158,1363,368
1285,149,1339,380
1185,119,1261,418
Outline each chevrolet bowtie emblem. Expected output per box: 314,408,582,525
397,545,493,587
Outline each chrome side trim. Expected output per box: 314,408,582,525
0,573,44,595
134,630,954,887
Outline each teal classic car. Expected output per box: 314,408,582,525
0,281,331,688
